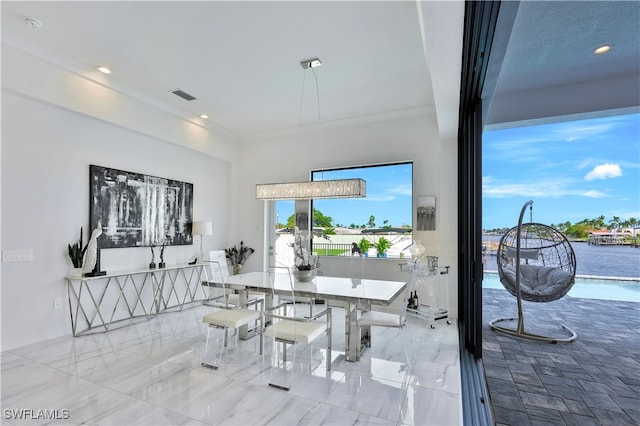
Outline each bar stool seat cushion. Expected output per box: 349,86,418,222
359,311,402,327
203,309,260,329
265,319,326,344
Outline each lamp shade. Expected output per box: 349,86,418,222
192,221,212,236
256,178,366,200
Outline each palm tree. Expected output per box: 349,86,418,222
609,216,620,232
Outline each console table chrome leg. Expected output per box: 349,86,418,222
65,264,207,336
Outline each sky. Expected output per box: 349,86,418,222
275,113,639,231
483,112,640,230
276,163,413,228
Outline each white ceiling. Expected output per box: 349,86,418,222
1,1,463,141
2,1,637,141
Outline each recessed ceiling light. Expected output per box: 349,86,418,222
200,114,209,119
96,66,112,74
24,17,42,29
594,45,612,55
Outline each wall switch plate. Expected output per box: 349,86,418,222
54,298,62,310
2,250,34,262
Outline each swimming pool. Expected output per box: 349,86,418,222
483,271,640,303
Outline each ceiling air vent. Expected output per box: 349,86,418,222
171,89,196,101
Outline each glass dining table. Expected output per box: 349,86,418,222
204,271,407,362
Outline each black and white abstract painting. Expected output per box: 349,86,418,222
89,165,193,248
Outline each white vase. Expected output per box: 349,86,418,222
233,264,243,274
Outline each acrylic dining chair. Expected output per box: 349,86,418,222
358,263,419,347
200,260,263,369
264,266,332,391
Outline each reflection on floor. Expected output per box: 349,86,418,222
1,304,461,425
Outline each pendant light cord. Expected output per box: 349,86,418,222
312,67,321,122
299,63,325,181
298,69,307,127
311,66,325,180
299,67,321,123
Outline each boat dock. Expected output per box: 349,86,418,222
588,232,635,246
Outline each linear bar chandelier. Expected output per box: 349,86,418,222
256,178,366,200
255,58,367,201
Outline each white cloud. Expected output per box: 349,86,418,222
364,194,395,202
556,122,618,142
361,183,411,201
576,159,594,170
584,163,623,181
387,184,413,196
580,190,608,198
483,176,609,199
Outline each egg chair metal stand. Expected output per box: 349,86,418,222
489,200,577,343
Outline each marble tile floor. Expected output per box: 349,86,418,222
483,288,640,426
1,304,462,425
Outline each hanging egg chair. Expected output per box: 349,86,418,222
489,200,577,343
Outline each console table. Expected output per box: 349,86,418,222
65,263,208,336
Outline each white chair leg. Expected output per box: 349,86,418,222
201,326,214,368
201,325,228,370
269,340,295,391
215,327,229,368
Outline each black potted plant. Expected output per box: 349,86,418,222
225,241,254,274
68,227,88,273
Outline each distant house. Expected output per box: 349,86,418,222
588,231,629,245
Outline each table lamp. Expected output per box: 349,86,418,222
192,221,212,262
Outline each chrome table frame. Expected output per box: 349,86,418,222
65,263,208,336
205,272,406,362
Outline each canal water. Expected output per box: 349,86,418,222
482,235,640,302
482,235,640,279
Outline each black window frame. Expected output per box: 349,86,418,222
310,161,414,258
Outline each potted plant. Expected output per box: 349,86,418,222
358,237,371,257
225,241,255,274
374,236,392,258
68,227,88,274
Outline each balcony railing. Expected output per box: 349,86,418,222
313,243,357,256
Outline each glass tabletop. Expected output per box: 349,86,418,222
221,271,406,306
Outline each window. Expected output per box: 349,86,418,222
310,162,413,258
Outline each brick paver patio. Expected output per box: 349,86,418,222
483,288,640,426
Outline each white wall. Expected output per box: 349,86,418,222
1,46,239,350
236,112,459,317
1,44,459,350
